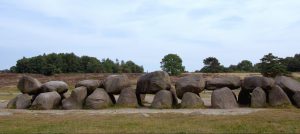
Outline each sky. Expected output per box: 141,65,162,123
0,0,300,72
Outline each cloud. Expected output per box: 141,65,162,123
0,0,300,71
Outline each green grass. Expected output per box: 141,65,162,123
0,109,300,133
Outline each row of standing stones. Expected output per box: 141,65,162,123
6,71,300,110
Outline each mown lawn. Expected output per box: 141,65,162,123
0,109,299,134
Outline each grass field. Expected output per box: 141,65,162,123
0,109,299,133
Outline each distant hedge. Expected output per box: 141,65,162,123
10,53,144,76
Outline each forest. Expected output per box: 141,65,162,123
9,53,144,75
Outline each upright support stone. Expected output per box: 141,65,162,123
211,87,239,109
251,87,267,108
181,92,204,108
151,90,173,109
268,85,292,107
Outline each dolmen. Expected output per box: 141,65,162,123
8,74,138,110
8,75,68,110
6,73,300,110
238,76,297,108
206,75,300,109
69,74,137,109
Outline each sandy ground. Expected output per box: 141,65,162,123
0,108,265,116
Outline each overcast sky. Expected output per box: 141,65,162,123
0,0,300,72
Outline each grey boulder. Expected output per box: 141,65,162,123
6,97,17,109
62,86,87,110
251,87,267,108
136,71,171,94
151,90,173,109
211,87,239,109
31,91,61,110
104,75,131,94
41,81,69,94
85,88,112,109
243,76,275,91
206,76,241,90
17,76,42,95
7,94,32,109
175,75,205,99
275,76,300,102
181,92,204,108
75,80,102,94
268,85,292,107
116,87,138,107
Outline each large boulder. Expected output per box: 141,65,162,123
238,89,251,105
41,81,69,94
175,75,205,99
211,87,239,109
181,92,204,108
275,76,300,103
251,87,267,108
136,71,171,94
242,76,275,91
17,76,42,95
104,75,131,94
136,71,171,106
151,90,173,109
116,87,138,107
293,91,300,108
85,88,113,109
206,76,241,90
7,94,32,109
268,85,292,107
6,97,17,109
62,87,87,110
75,80,102,94
31,91,61,110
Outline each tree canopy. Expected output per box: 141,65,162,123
8,52,300,77
236,60,254,72
10,53,144,75
258,53,288,77
282,54,300,72
198,53,299,76
160,54,185,76
200,57,225,73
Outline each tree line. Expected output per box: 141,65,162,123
9,53,144,75
161,53,300,77
7,52,300,77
